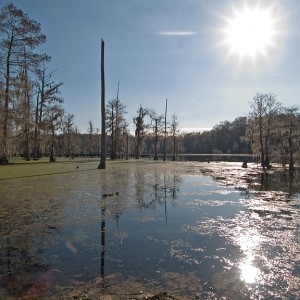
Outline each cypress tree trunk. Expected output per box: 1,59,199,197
163,99,167,161
172,135,176,161
154,119,158,160
258,116,265,170
98,39,106,169
0,36,13,165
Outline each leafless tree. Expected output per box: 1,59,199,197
246,93,281,170
35,66,63,158
134,105,149,159
278,106,300,170
87,120,95,156
149,110,163,160
170,114,180,161
43,103,64,162
106,97,127,159
63,113,75,157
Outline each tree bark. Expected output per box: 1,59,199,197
0,35,13,165
163,99,167,161
172,135,176,161
98,39,106,169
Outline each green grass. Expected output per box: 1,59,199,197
0,157,164,180
0,157,102,180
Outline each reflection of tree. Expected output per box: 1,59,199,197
100,204,106,282
260,172,270,191
135,168,146,211
164,174,167,222
288,171,294,198
163,173,182,221
0,177,67,298
284,170,299,198
252,169,300,197
134,166,183,211
2,226,54,298
5,237,13,294
170,174,181,204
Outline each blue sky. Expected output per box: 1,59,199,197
7,0,300,133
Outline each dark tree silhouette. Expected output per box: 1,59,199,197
134,105,149,159
98,39,106,169
106,94,127,159
170,114,179,161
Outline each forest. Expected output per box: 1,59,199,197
0,3,299,170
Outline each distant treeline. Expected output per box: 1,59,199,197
30,116,248,157
181,117,250,155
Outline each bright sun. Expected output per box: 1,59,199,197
222,3,279,61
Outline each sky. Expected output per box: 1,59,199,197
5,0,300,133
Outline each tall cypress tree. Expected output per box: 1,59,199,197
0,3,47,164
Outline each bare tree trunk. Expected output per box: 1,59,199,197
126,133,129,160
135,128,141,159
24,67,30,161
98,39,106,169
114,81,120,159
172,135,176,161
163,99,167,161
154,119,158,160
33,92,40,159
288,135,294,171
0,36,13,165
50,128,55,162
37,69,46,159
135,106,142,159
258,115,265,170
111,105,115,159
24,93,30,161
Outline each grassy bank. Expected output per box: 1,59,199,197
0,157,103,180
0,157,168,180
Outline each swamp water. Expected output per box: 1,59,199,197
0,161,299,299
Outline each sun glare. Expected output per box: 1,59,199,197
237,230,262,284
222,3,280,62
239,259,261,284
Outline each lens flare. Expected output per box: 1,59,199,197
66,240,78,253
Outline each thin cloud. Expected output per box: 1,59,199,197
181,127,212,133
158,31,197,36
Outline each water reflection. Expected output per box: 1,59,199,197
1,228,54,298
133,166,182,212
200,163,300,199
254,169,300,198
0,178,63,298
100,203,105,283
236,229,262,284
0,162,299,299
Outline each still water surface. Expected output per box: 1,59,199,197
0,161,299,299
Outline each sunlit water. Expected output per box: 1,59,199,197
0,161,299,299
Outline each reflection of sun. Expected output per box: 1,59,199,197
220,2,283,63
239,259,261,284
236,229,262,284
